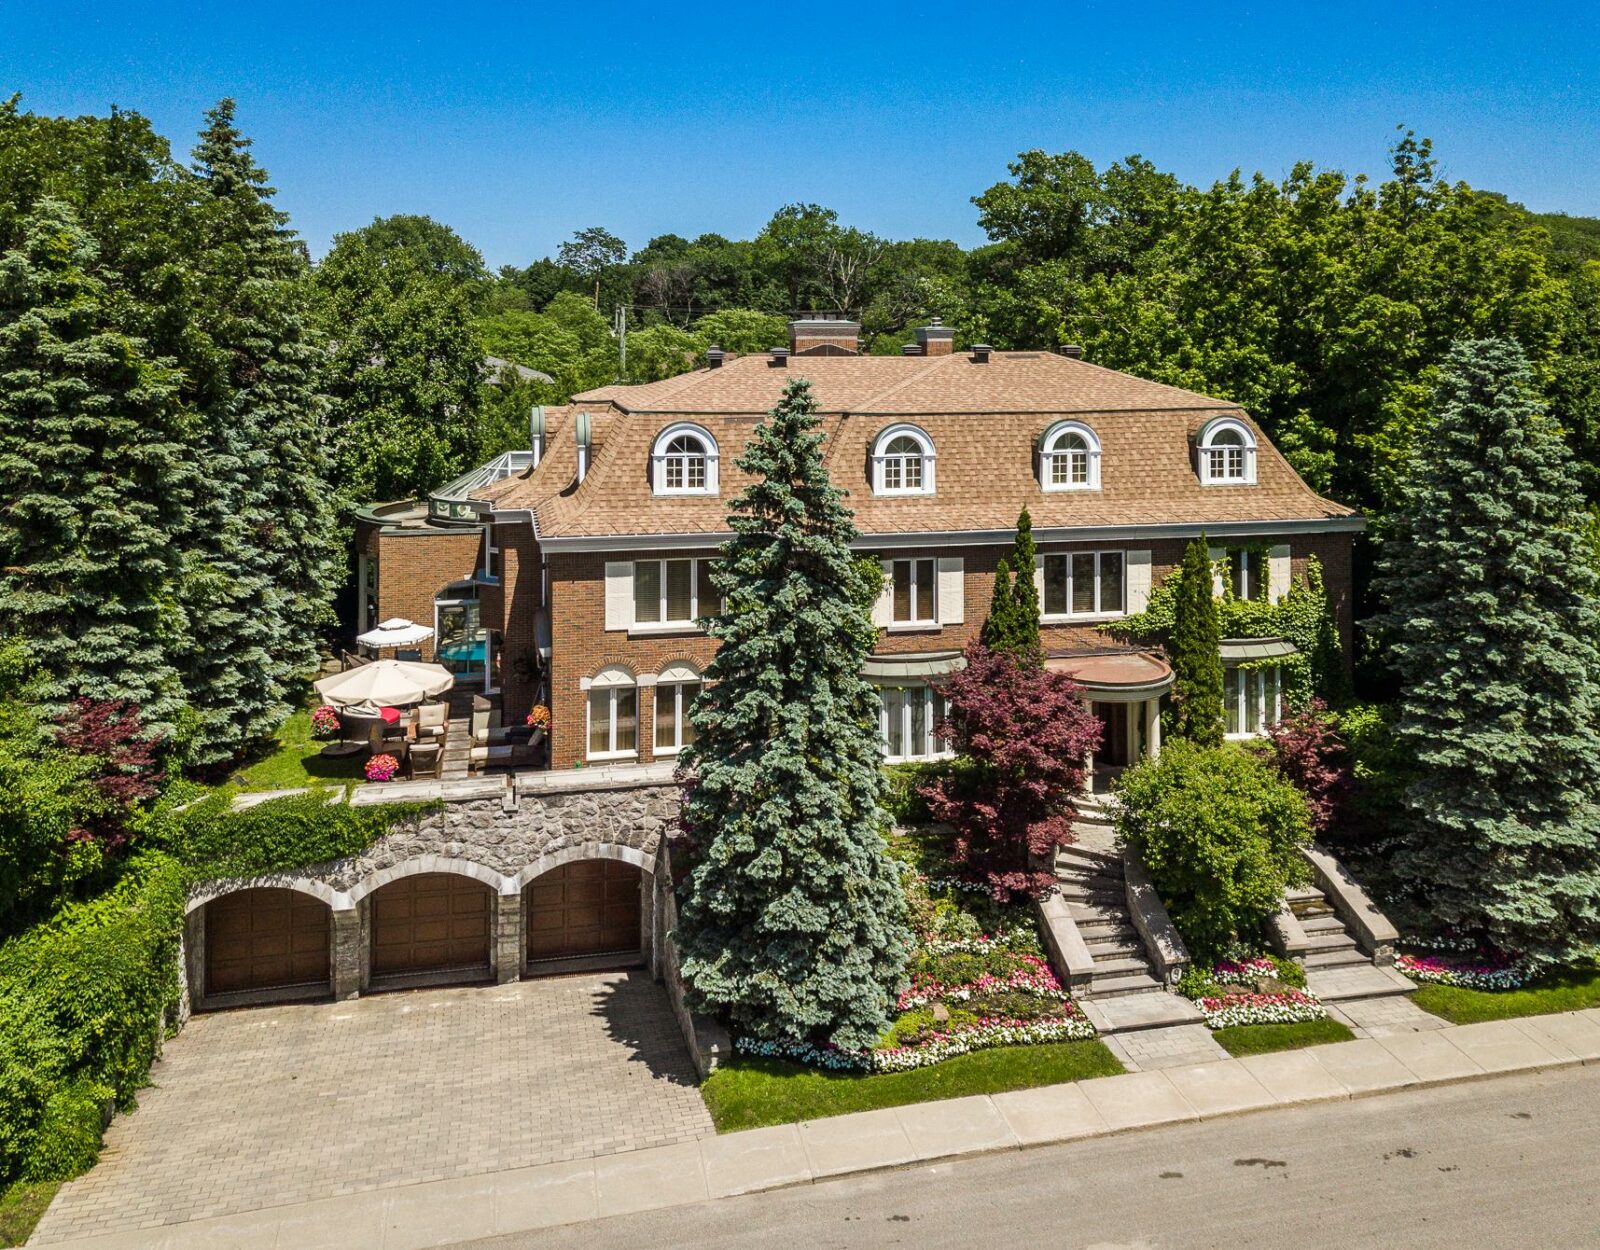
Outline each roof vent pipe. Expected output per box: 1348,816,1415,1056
706,345,725,369
529,405,546,467
768,347,789,368
971,344,992,363
575,411,592,483
1058,344,1084,359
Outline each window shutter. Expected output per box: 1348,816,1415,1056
937,557,964,624
1207,546,1226,598
871,560,894,627
1125,550,1153,614
604,562,633,631
1268,545,1291,603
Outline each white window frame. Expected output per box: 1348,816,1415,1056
871,424,936,496
632,557,712,631
585,667,639,760
650,423,719,496
1040,420,1102,492
1041,550,1127,620
652,664,702,756
1221,547,1266,601
878,684,953,763
1224,664,1281,739
1198,417,1257,485
888,557,939,626
482,530,500,582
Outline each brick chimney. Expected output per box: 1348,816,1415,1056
788,317,861,355
915,318,955,357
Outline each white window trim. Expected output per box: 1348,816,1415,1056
1040,550,1128,620
1223,664,1282,740
630,556,711,634
1198,417,1258,486
879,684,953,764
650,422,720,496
871,423,936,496
888,557,939,627
586,669,639,761
652,674,701,756
1039,420,1102,492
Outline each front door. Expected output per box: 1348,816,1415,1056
1092,702,1132,769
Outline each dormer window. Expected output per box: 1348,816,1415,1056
1040,421,1101,491
1198,417,1257,485
872,424,935,495
651,423,719,495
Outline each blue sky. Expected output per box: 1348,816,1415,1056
4,2,1597,267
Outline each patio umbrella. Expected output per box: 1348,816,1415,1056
314,659,454,718
356,617,435,649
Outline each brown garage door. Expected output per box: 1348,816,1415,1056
370,873,491,979
526,860,642,965
206,888,331,998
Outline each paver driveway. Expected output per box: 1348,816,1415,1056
30,970,714,1244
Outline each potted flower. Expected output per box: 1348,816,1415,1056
310,704,342,738
525,704,550,745
365,753,400,783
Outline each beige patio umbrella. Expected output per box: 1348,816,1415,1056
314,659,455,718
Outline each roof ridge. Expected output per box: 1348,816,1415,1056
843,350,957,413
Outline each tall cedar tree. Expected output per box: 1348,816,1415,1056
1168,537,1224,746
1372,339,1600,966
979,508,1042,661
0,198,190,730
922,642,1100,899
675,377,912,1052
181,101,337,763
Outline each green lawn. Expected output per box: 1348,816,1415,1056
700,1040,1124,1132
0,1182,58,1249
232,709,367,792
1410,962,1600,1025
1212,1017,1356,1058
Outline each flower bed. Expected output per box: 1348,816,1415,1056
1196,988,1326,1028
1397,951,1529,992
734,847,1096,1073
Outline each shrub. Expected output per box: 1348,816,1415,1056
881,762,949,826
0,853,186,1185
921,642,1101,900
1115,740,1313,961
1264,699,1350,837
23,1079,110,1181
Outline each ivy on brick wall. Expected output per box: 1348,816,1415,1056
1103,555,1346,707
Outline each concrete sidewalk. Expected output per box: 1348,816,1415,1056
30,1008,1600,1250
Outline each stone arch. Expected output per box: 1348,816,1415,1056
509,841,655,893
186,876,344,916
346,854,511,904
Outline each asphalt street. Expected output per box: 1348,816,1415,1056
459,1064,1600,1250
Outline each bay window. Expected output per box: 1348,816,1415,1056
879,684,951,762
1224,665,1281,738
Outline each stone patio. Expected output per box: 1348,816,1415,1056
30,971,713,1245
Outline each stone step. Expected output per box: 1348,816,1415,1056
1302,948,1370,970
1085,937,1145,959
1286,888,1326,903
1078,990,1207,1034
1305,963,1417,1002
1056,881,1126,904
1302,932,1359,953
1076,919,1140,941
1301,914,1348,934
1088,970,1164,997
1087,955,1151,976
1066,901,1124,924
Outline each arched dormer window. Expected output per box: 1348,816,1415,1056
1040,420,1102,491
872,424,935,496
1198,417,1257,485
651,423,719,495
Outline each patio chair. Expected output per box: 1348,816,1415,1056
413,702,448,747
408,741,441,780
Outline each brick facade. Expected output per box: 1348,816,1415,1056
354,521,484,664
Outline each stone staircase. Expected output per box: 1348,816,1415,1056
1286,883,1368,972
1054,840,1163,999
438,689,476,781
1283,868,1416,1004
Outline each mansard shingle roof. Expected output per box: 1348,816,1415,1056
473,350,1356,542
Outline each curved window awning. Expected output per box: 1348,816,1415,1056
863,650,964,683
1046,650,1174,703
1219,638,1298,662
